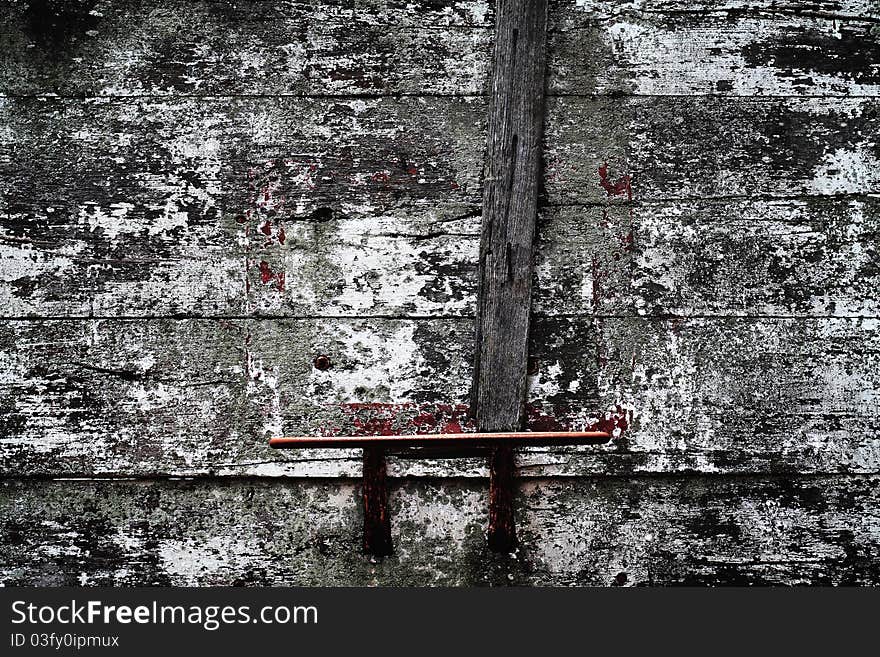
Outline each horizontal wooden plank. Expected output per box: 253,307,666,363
3,2,876,98
548,12,879,96
1,316,877,477
0,206,481,318
535,196,880,317
526,316,880,476
6,194,876,320
2,475,878,585
544,96,880,203
0,318,474,478
7,195,878,321
0,0,492,96
0,96,484,317
557,1,878,18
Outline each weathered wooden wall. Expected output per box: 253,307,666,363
1,0,878,585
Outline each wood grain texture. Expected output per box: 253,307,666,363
1,0,878,584
5,195,876,321
0,318,473,478
4,96,876,317
525,316,880,476
2,316,876,478
474,0,547,432
475,0,549,551
3,475,879,585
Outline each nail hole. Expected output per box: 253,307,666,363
311,207,334,222
313,355,332,371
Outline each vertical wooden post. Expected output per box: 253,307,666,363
473,0,549,553
362,446,392,556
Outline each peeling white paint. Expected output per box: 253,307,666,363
159,536,260,584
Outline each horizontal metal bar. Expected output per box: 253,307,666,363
269,431,612,449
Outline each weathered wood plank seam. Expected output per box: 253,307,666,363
4,93,876,100
2,471,878,483
585,10,880,23
1,314,878,321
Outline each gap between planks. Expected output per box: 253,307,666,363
2,471,878,484
0,314,878,322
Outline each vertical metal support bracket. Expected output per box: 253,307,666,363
362,446,393,556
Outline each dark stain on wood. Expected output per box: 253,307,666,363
23,0,99,51
741,24,880,87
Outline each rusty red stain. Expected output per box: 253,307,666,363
311,402,630,441
260,221,272,236
256,260,285,291
277,223,286,245
598,162,632,199
525,403,566,432
326,402,474,437
257,260,274,284
588,406,631,437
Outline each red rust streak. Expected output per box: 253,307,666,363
257,260,274,284
598,162,632,199
314,402,630,441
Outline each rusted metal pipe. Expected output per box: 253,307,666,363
269,430,611,449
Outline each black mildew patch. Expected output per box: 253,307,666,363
22,0,100,52
742,23,880,88
413,247,476,307
529,317,604,407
